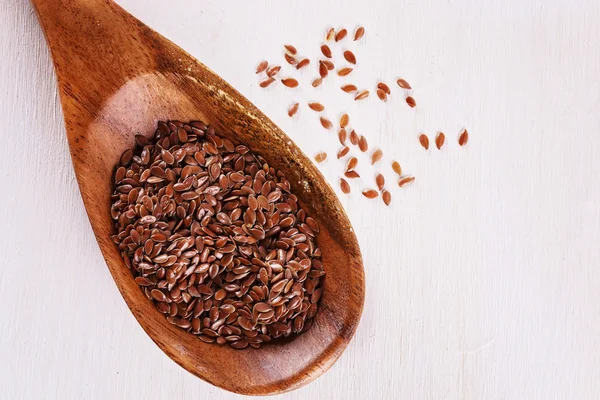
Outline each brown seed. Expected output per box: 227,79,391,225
343,50,356,64
458,129,469,146
281,78,299,88
397,78,412,89
418,134,429,150
376,89,387,102
371,149,383,165
288,102,299,117
255,60,268,74
319,62,329,78
259,77,275,88
337,146,350,159
326,27,335,41
320,117,333,130
346,157,358,171
398,176,416,187
354,26,365,41
340,113,349,128
362,189,378,199
406,96,417,108
322,60,335,70
341,84,357,93
312,78,323,87
349,130,359,145
284,44,297,55
296,58,310,69
284,53,297,65
321,44,332,58
335,28,347,42
314,152,327,163
358,136,368,152
376,174,385,191
308,102,325,112
266,65,281,77
344,170,360,179
337,67,353,76
338,129,347,145
392,161,402,175
435,132,446,149
382,189,391,206
355,90,370,101
377,82,391,95
340,178,351,194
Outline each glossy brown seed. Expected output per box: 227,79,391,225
337,146,350,159
358,136,368,152
397,78,412,89
354,26,365,41
322,60,334,70
419,134,429,150
340,178,351,194
362,189,378,199
341,85,358,94
259,77,275,88
308,102,325,112
284,44,297,55
392,161,402,175
284,53,297,65
337,67,353,76
320,117,333,130
371,149,383,165
398,176,416,187
382,190,391,206
340,113,349,128
321,44,332,58
256,60,268,74
377,82,391,95
355,90,369,101
343,50,356,64
296,58,310,69
376,174,385,191
281,78,299,88
266,65,281,77
335,28,347,41
344,170,360,179
312,78,323,87
314,152,328,163
319,62,329,78
326,27,335,41
288,102,299,117
458,129,469,146
435,132,446,149
376,89,387,102
346,157,358,171
406,96,417,108
349,130,359,145
338,129,347,145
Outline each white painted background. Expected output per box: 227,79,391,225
1,0,599,399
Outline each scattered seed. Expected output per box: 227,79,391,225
358,136,368,152
338,129,347,145
337,146,350,158
371,149,383,165
256,61,268,74
322,60,335,70
335,28,347,42
458,129,469,146
284,53,297,65
259,77,275,88
376,89,387,102
314,152,327,163
362,189,378,199
340,178,351,193
312,78,323,87
281,78,299,88
354,26,365,41
397,78,412,89
343,50,356,64
284,44,297,55
435,132,445,149
319,62,329,78
377,82,391,95
288,102,299,117
349,130,359,145
355,90,369,101
405,96,416,108
308,102,325,112
326,28,335,41
321,44,332,58
320,117,333,130
376,174,385,191
345,170,360,179
418,134,429,150
267,65,281,77
341,84,357,93
346,157,358,171
340,114,349,128
296,58,310,69
391,161,402,176
337,67,353,77
398,176,416,187
382,190,391,206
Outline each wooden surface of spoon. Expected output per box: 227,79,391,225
32,0,365,395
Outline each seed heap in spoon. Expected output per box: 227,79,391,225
110,121,325,349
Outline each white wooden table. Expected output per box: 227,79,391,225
1,0,599,398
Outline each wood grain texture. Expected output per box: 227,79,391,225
29,0,364,395
2,0,600,399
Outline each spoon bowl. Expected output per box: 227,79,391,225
32,0,365,394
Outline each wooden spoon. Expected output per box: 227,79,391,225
32,0,365,395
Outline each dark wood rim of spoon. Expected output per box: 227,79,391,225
32,0,365,395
